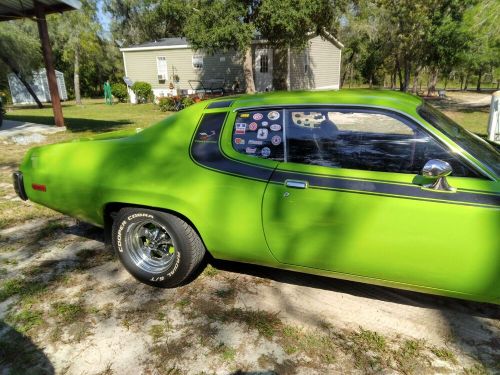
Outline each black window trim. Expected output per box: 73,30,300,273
232,104,490,180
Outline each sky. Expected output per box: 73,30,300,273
96,0,111,34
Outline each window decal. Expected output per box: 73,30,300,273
232,110,285,161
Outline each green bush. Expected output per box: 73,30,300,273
158,96,177,112
111,83,128,103
181,96,195,108
158,96,197,112
131,81,153,103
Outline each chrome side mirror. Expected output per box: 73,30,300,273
421,159,456,192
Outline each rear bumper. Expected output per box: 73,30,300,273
12,171,28,201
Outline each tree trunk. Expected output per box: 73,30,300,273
464,72,469,90
74,48,81,105
369,75,373,89
403,61,411,92
349,64,353,88
412,68,421,94
243,46,255,94
476,69,482,92
427,68,438,96
396,58,403,91
0,55,43,108
272,49,288,91
444,75,448,89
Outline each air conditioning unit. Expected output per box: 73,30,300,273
158,74,166,81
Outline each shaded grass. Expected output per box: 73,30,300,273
4,99,169,133
0,277,47,302
5,309,44,334
50,301,87,323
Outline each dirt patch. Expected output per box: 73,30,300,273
1,219,498,374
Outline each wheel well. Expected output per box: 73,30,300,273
103,202,205,248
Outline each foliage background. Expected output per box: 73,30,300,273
0,0,498,102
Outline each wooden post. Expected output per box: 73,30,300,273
34,1,64,127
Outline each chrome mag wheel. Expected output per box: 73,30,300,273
125,220,177,274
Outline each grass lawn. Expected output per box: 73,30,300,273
4,98,169,134
442,109,489,136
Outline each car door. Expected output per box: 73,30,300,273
262,106,500,299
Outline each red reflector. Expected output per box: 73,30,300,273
32,183,46,192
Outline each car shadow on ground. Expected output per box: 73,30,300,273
209,257,499,318
0,321,54,374
3,115,133,133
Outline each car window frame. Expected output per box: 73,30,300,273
230,104,489,180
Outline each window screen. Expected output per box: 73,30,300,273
192,55,204,69
233,109,284,161
156,56,167,81
285,108,479,177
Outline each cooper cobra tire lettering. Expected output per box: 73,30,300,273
112,208,205,288
117,213,154,253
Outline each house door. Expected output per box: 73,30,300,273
254,48,273,92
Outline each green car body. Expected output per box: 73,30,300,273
15,90,500,304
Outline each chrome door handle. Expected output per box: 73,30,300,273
285,179,308,189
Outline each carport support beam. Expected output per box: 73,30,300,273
34,1,64,127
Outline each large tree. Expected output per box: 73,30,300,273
184,0,344,93
49,0,102,104
105,0,190,45
460,0,500,91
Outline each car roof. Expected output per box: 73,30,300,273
207,89,423,113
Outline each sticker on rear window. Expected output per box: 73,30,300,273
268,111,280,120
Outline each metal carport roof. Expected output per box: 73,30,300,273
0,0,80,19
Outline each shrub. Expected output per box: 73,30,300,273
158,96,177,112
111,83,128,103
131,81,153,103
158,96,197,112
181,96,195,108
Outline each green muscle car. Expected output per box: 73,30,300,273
13,90,500,304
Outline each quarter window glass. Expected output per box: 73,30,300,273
286,109,479,177
233,110,284,161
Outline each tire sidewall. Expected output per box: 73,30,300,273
112,209,191,287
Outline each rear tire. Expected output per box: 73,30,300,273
112,207,205,287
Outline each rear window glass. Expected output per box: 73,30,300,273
232,110,285,161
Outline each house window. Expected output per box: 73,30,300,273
156,56,167,82
192,55,204,69
260,55,269,73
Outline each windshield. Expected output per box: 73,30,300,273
418,103,500,177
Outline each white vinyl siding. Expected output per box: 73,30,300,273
289,35,341,90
